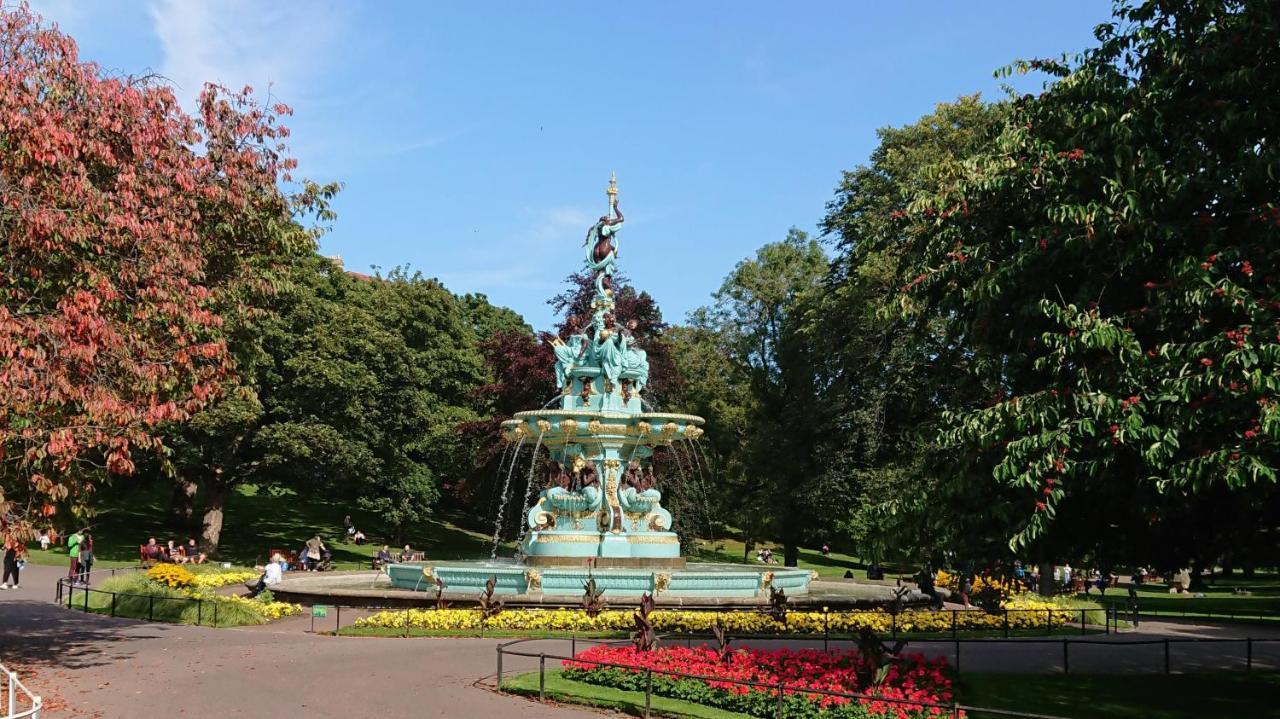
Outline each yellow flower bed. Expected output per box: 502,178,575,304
191,570,259,589
217,594,304,620
353,605,1081,635
147,564,196,589
935,569,1021,598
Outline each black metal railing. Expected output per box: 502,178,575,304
494,636,1068,719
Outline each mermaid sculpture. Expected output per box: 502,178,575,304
583,174,624,296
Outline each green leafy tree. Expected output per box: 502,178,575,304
819,97,1013,567
885,0,1279,571
695,229,832,565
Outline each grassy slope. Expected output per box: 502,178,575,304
28,483,510,569
959,672,1280,719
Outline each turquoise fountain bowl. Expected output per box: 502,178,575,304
385,561,813,599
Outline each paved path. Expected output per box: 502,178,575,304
4,564,1278,717
0,565,599,718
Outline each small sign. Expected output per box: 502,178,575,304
312,605,328,618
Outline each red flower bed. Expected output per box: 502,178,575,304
563,645,958,718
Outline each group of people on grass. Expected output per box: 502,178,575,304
141,536,207,565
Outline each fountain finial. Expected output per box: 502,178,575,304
606,171,618,207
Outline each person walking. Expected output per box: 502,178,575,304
67,528,83,584
78,532,95,584
959,573,973,609
2,539,24,589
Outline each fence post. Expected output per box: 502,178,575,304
197,599,202,626
1062,638,1069,674
404,608,410,638
110,593,116,618
538,654,546,700
148,595,154,622
1163,638,1170,674
571,634,577,658
644,668,652,718
1246,638,1252,672
892,612,897,640
954,638,961,673
1046,609,1052,636
336,605,341,634
83,586,90,613
496,646,503,688
951,610,957,639
1080,609,1085,636
1003,611,1009,638
823,609,829,652
775,681,784,719
213,602,218,628
8,669,17,717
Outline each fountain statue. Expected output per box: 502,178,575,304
379,177,815,599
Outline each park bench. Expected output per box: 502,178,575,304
138,545,163,567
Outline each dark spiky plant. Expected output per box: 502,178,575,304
478,575,504,625
766,586,788,625
434,576,450,610
581,571,607,618
854,626,907,687
711,622,733,663
631,593,657,652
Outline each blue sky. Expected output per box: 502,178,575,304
32,1,1115,330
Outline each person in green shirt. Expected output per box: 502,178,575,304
67,530,82,583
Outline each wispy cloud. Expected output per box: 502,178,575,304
148,0,346,109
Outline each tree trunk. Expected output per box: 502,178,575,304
1037,561,1055,596
783,542,799,567
743,537,755,563
170,477,198,530
200,480,230,557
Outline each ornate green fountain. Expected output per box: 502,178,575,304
383,177,814,599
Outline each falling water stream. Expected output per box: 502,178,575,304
490,435,526,559
511,431,546,551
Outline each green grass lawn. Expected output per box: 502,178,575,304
502,669,748,719
29,482,511,569
958,672,1280,718
503,670,1280,719
1094,575,1280,623
690,536,905,582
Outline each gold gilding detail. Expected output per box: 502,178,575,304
654,572,671,593
534,534,600,543
627,535,679,544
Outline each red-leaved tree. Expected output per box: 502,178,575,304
0,6,320,539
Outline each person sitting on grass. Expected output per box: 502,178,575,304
185,538,207,564
167,539,186,564
373,545,393,569
249,554,285,598
352,528,366,545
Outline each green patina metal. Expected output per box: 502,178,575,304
385,178,812,599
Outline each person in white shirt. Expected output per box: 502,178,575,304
250,554,285,597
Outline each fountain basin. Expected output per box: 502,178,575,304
385,561,813,599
